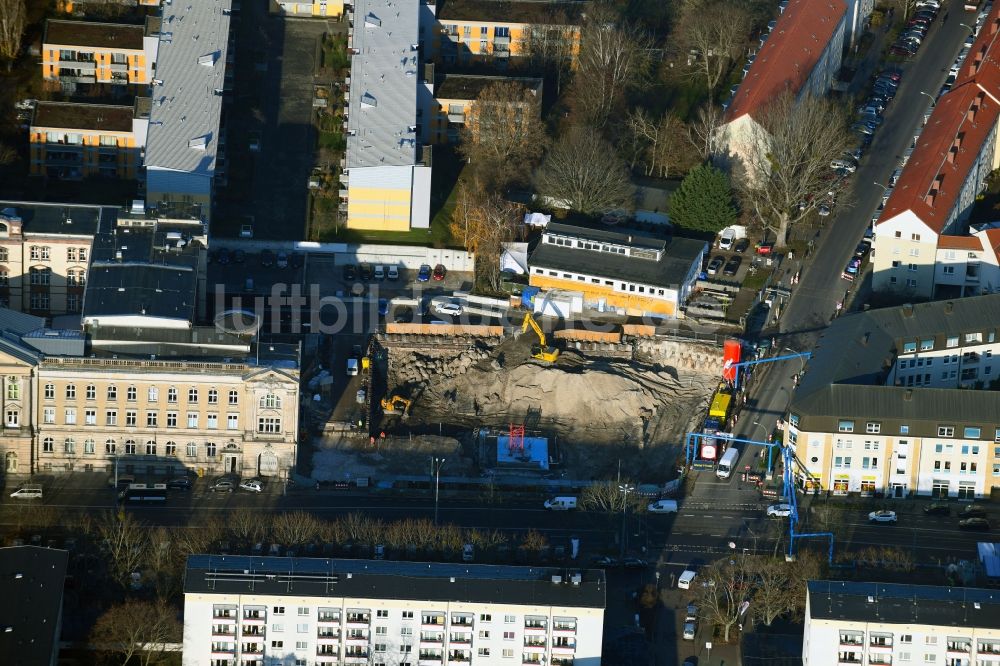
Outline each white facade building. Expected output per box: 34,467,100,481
804,581,1000,666
183,555,605,666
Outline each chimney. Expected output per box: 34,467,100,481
947,147,957,164
902,303,914,318
944,301,954,314
993,18,999,34
904,389,913,401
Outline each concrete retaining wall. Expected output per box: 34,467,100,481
214,239,475,271
554,329,622,343
636,338,725,374
622,324,657,337
385,323,505,336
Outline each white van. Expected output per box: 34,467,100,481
346,358,359,376
374,265,385,280
9,484,42,499
647,499,679,514
387,265,399,281
544,496,577,511
678,569,697,589
717,447,740,479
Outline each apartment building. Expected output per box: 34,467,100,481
143,0,232,224
423,0,584,67
42,17,161,88
182,555,605,666
342,0,431,231
804,580,1000,666
0,546,69,666
0,201,108,316
270,0,344,17
29,98,150,180
424,73,543,144
528,222,707,319
718,0,847,175
784,295,1000,499
872,4,1000,300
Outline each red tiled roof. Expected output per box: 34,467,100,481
879,5,1000,233
984,228,1000,262
724,0,846,122
938,234,983,250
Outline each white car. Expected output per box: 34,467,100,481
647,499,679,513
435,302,463,317
830,159,857,173
868,510,897,523
240,479,264,493
767,503,793,518
682,621,697,640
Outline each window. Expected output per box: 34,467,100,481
167,387,177,403
146,412,158,427
273,607,285,615
44,384,54,399
84,439,95,454
504,615,516,624
260,394,281,409
947,336,959,348
258,417,281,433
503,649,515,658
127,386,136,401
145,441,156,456
43,407,55,424
106,439,116,454
66,384,76,399
188,388,198,402
64,408,77,425
124,440,136,455
187,413,198,428
296,623,309,633
167,412,177,428
148,387,159,402
43,437,54,453
106,410,117,426
903,342,917,353
480,614,492,622
295,641,308,650
208,389,218,404
377,610,389,618
0,248,6,262
939,426,955,437
965,427,981,439
228,389,239,405
165,441,176,456
126,410,137,427
186,442,197,457
5,377,18,401
478,648,491,657
206,414,218,429
866,422,881,434
79,248,87,262
206,442,217,457
402,612,413,619
107,385,117,400
5,408,18,427
85,409,96,425
900,425,909,434
838,420,855,433
503,631,515,640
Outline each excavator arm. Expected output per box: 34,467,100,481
521,313,560,363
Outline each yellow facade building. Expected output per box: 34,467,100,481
429,0,585,67
42,17,161,87
427,73,542,144
29,99,150,180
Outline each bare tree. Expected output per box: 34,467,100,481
520,18,576,94
459,81,548,187
90,599,181,666
675,1,752,94
97,512,150,590
575,7,654,127
451,185,522,293
228,507,267,546
535,126,635,215
581,480,644,513
272,511,322,546
0,143,15,166
687,103,726,162
697,552,754,642
625,109,698,179
0,0,25,65
734,93,851,246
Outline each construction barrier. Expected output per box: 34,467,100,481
553,329,622,343
622,324,657,338
385,323,504,336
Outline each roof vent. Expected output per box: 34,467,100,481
365,12,382,27
904,389,913,401
902,303,914,318
944,301,954,314
867,595,875,603
361,92,377,108
188,136,207,150
571,573,582,586
198,53,216,67
975,601,982,609
551,575,562,584
450,577,455,583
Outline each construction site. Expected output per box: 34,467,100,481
307,315,726,485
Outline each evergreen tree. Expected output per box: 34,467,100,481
667,163,737,234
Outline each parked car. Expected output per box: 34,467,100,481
432,264,447,281
387,265,399,281
854,241,871,259
706,256,725,275
734,238,750,253
842,258,862,281
755,242,775,255
767,503,793,518
818,203,832,217
435,302,463,316
211,478,236,493
343,264,357,281
647,499,679,513
868,510,898,523
958,517,991,531
722,256,742,277
923,502,950,516
276,251,288,268
239,478,264,493
166,477,192,490
289,252,303,269
378,298,390,317
831,159,857,172
591,556,618,568
622,557,648,569
359,263,373,280
851,123,875,136
233,249,246,263
959,506,988,519
683,622,697,640
685,603,699,622
216,248,231,265
417,264,432,282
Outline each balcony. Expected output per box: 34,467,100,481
552,643,576,654
837,655,862,665
345,614,370,626
422,617,445,629
57,59,96,71
450,617,473,628
947,642,971,655
523,656,543,665
317,647,339,658
241,627,265,638
345,633,369,643
838,638,864,648
109,62,128,72
449,634,472,644
524,641,547,652
240,645,263,655
318,614,341,625
212,627,236,636
493,34,511,45
553,623,577,634
58,73,96,83
447,112,466,123
420,633,444,645
448,652,471,663
213,613,237,623
524,622,547,633
241,614,265,624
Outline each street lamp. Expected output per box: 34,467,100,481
618,483,635,558
431,457,446,525
873,181,889,192
959,23,975,33
918,91,936,108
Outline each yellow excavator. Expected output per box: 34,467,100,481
521,313,560,363
380,395,412,418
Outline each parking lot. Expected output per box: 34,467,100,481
214,3,336,239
